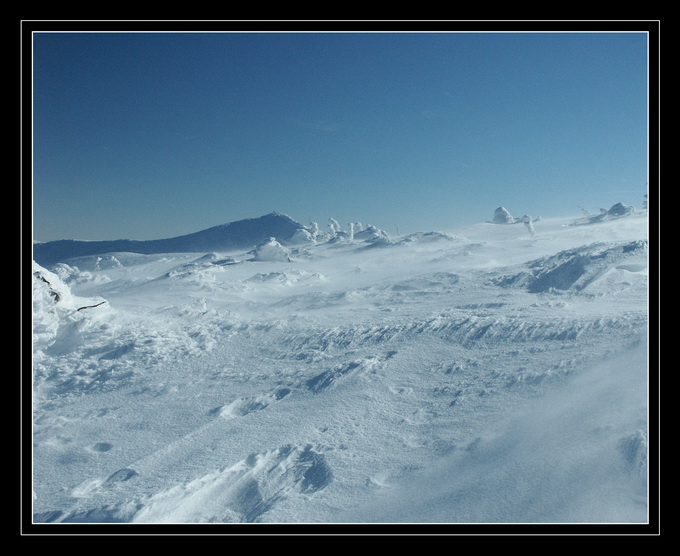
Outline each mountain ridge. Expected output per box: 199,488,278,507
33,212,305,267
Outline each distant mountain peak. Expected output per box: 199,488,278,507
33,213,306,267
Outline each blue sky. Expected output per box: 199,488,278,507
32,29,650,241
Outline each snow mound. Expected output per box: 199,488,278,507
33,261,75,308
246,269,327,286
32,262,109,352
249,237,291,262
131,444,332,523
163,254,239,281
397,231,464,245
33,262,77,351
192,253,239,266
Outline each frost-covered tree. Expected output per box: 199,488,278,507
493,207,516,224
607,202,634,217
521,215,536,238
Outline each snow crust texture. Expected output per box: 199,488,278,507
31,210,651,525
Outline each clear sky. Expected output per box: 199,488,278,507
31,27,650,242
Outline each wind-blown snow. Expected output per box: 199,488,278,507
30,208,651,527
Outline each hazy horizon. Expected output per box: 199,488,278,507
31,26,650,243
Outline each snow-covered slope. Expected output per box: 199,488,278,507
30,209,652,527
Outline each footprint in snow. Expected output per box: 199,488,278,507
209,351,396,420
70,467,138,499
306,352,394,394
104,468,138,484
210,387,292,419
88,442,113,453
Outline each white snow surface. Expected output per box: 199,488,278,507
31,211,651,526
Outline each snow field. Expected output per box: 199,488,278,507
31,210,650,524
